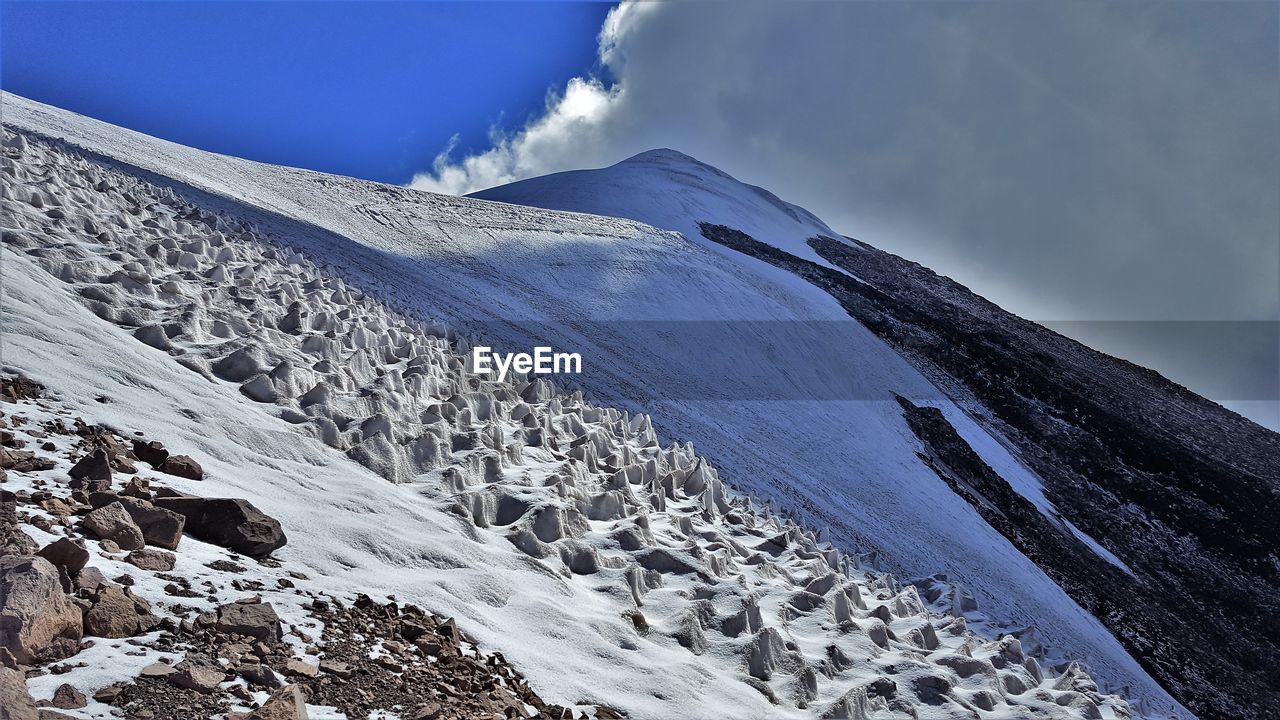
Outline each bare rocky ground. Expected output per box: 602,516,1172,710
0,375,599,720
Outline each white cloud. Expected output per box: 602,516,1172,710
409,0,1278,330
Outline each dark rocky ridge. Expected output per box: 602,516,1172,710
700,222,1280,720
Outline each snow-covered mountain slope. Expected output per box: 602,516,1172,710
471,148,845,269
1,92,1185,717
473,144,1280,720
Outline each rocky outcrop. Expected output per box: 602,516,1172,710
0,556,82,664
153,497,284,557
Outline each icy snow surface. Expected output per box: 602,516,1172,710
0,92,1186,717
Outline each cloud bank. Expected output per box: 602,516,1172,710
410,1,1278,421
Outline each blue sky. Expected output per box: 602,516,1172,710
1,1,612,184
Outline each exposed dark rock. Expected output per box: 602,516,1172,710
131,440,169,468
153,497,285,557
67,448,112,491
701,222,1280,720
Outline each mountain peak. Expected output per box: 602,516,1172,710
619,147,703,165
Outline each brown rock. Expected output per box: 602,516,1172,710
36,539,89,577
153,497,284,557
92,685,123,703
48,682,86,709
281,658,318,678
138,662,175,679
125,548,176,572
131,440,169,468
115,497,183,550
0,556,83,664
73,567,106,592
244,684,308,720
68,449,111,490
217,598,282,642
169,656,224,694
318,659,351,678
0,665,39,720
158,455,202,480
82,503,144,551
120,478,151,500
237,663,283,688
83,584,141,638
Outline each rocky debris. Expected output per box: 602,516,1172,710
158,455,202,480
1,665,39,720
153,497,285,557
82,502,145,551
0,556,83,664
216,598,282,642
116,497,184,550
46,682,87,709
126,548,176,571
293,595,584,720
0,375,43,402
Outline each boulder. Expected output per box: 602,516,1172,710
1,492,39,558
0,556,83,664
72,567,106,593
131,440,168,468
216,598,282,642
241,684,308,720
169,654,224,694
0,665,38,720
82,503,144,551
125,548,175,572
83,584,146,638
138,662,175,679
115,497,183,550
35,539,89,577
158,455,202,480
48,682,86,709
281,658,317,678
153,497,285,557
67,449,111,491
